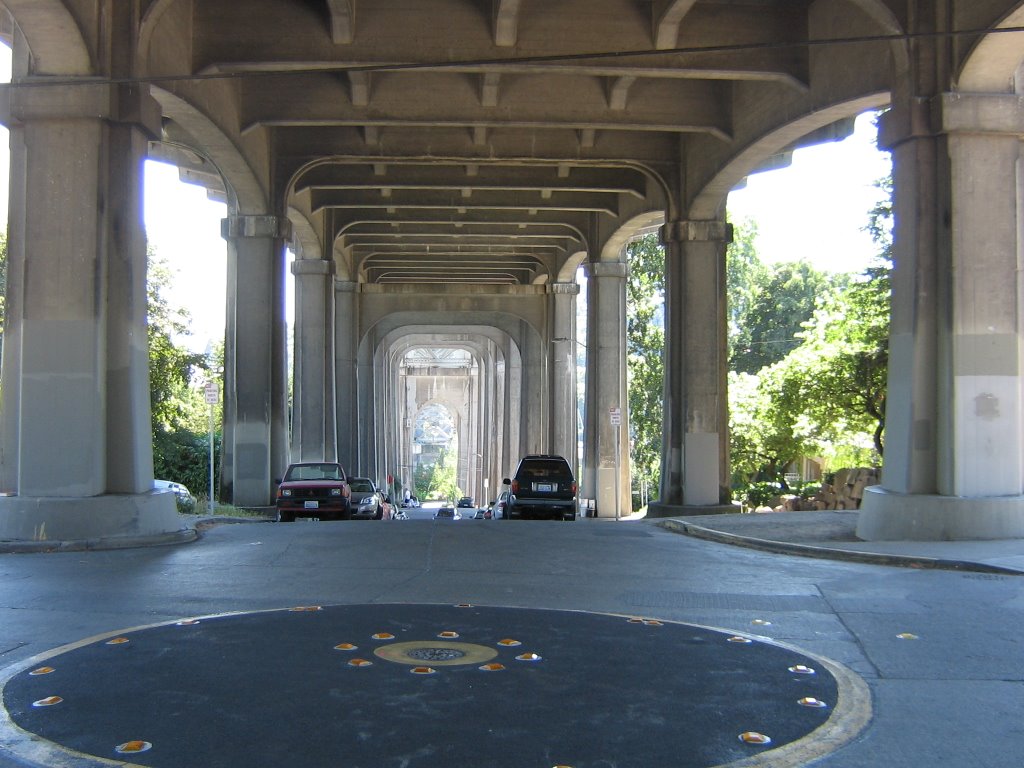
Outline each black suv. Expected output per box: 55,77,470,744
503,455,578,521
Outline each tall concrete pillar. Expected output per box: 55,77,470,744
860,93,1024,540
521,324,548,454
221,215,290,507
654,220,731,513
0,81,186,542
334,280,359,472
583,262,630,517
550,282,580,471
503,335,522,473
291,259,335,462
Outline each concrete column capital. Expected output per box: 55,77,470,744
221,215,292,240
335,279,360,293
878,97,933,150
660,220,732,245
290,258,334,277
0,81,161,138
586,262,628,279
881,92,1024,150
548,282,580,295
939,92,1024,137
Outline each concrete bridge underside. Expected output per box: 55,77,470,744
1,1,1024,542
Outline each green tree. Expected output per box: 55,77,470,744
625,234,665,505
148,250,215,497
728,361,818,487
793,177,892,459
731,259,838,374
148,252,207,432
728,175,892,485
413,447,461,502
726,218,768,366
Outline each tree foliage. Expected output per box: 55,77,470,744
726,218,767,366
794,178,891,458
413,447,461,502
148,252,208,433
727,176,892,486
730,254,838,374
148,250,218,495
625,234,665,503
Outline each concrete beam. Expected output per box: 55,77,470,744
327,0,356,44
295,164,648,199
311,188,620,215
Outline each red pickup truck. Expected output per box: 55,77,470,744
275,462,352,522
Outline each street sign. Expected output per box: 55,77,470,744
609,407,621,426
204,382,219,404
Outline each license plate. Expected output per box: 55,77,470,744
304,500,319,509
297,517,320,523
535,483,553,492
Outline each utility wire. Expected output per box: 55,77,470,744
5,24,1024,88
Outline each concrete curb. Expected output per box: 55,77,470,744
655,519,1024,576
0,528,198,555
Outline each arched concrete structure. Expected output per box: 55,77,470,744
2,1,1024,542
364,322,534,496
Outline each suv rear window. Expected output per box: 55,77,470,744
518,459,572,481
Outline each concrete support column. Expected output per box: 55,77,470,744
583,262,630,517
291,259,335,462
0,81,185,542
653,219,731,513
221,215,290,507
504,335,522,471
334,280,359,472
861,93,1024,539
521,324,547,455
550,282,580,472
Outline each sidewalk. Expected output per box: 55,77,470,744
655,510,1024,575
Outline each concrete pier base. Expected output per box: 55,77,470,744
646,501,737,518
0,492,195,548
858,486,1024,541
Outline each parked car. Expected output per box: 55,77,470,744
490,490,510,520
348,477,384,519
154,479,196,513
503,455,578,521
456,496,474,509
275,462,351,522
433,506,461,520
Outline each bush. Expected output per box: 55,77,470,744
736,481,783,508
153,428,220,501
790,481,822,500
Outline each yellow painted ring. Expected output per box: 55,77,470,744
374,640,499,667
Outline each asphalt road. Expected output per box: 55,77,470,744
0,516,1021,766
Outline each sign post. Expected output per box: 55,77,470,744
204,382,219,513
609,407,622,521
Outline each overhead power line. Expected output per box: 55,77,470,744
5,24,1024,89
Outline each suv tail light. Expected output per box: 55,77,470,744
511,479,520,494
571,481,577,494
